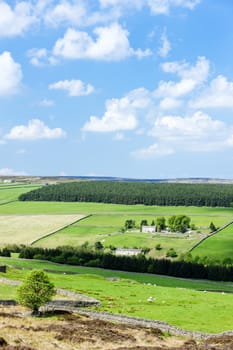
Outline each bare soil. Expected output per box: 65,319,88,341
0,306,232,350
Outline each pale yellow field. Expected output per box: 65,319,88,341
0,214,86,245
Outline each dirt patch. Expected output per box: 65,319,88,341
0,306,232,350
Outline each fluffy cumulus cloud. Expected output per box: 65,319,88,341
0,1,36,37
154,56,210,107
0,0,202,38
44,0,86,26
53,23,151,61
162,56,210,81
0,51,22,96
82,88,151,132
5,119,66,141
190,75,233,109
150,111,225,141
132,111,233,158
49,79,95,96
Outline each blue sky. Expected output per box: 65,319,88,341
1,0,233,179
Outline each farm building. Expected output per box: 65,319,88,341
115,248,142,256
141,225,156,233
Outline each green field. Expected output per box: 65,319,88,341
33,210,232,257
0,258,233,333
0,184,233,258
0,183,233,334
0,214,86,245
0,184,40,204
2,200,233,215
1,256,233,291
191,223,233,261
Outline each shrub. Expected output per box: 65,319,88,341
166,248,178,258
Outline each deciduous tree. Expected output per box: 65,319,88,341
17,270,55,315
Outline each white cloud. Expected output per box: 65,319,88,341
158,30,171,58
53,23,151,61
159,97,183,110
155,56,210,99
0,1,36,37
100,0,201,15
161,56,210,82
150,111,224,140
131,143,174,158
147,0,201,14
0,167,27,176
38,99,55,107
5,119,66,141
132,111,233,158
82,88,151,132
27,48,47,66
44,0,86,26
0,0,202,39
190,75,233,109
49,79,95,96
0,52,22,96
155,79,197,98
27,48,58,66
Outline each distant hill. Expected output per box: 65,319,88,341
2,175,233,184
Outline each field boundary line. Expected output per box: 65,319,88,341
189,218,233,253
0,200,18,206
30,214,92,245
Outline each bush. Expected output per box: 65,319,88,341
166,248,178,258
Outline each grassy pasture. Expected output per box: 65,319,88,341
0,184,232,333
0,284,16,299
0,261,233,333
0,184,232,258
0,214,86,245
0,184,40,204
0,191,232,255
1,256,233,291
191,223,233,261
33,212,232,254
2,200,233,215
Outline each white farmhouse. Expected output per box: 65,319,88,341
141,225,156,233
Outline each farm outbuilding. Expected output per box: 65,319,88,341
141,225,156,233
115,248,142,256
